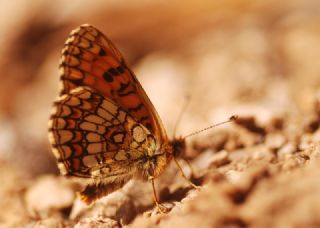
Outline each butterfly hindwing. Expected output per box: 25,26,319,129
49,86,154,179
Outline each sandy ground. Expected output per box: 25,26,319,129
0,1,320,227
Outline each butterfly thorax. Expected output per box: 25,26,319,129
132,126,173,179
136,137,186,179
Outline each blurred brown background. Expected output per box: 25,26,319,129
0,0,319,181
1,0,320,227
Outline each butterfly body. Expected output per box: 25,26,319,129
49,24,186,204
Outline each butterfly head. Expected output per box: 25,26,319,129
171,137,186,158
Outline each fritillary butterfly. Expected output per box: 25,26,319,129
48,24,188,212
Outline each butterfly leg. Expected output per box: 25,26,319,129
149,176,169,214
174,158,201,190
184,158,197,178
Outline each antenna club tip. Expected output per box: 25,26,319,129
230,115,238,121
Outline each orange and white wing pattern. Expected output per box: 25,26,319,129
59,24,167,143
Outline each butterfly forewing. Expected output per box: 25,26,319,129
59,24,167,142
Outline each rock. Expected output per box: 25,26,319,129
75,217,119,228
208,150,230,168
70,188,137,225
25,175,74,217
277,142,297,159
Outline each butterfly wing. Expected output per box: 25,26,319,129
59,24,168,143
48,86,158,203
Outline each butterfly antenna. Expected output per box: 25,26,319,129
173,94,191,138
183,115,238,139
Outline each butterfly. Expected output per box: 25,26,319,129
48,24,190,212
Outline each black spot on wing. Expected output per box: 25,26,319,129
99,48,107,56
117,82,130,93
103,71,113,82
128,103,144,113
108,68,120,76
118,90,135,97
116,66,125,74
